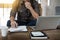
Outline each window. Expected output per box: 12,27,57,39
48,0,50,6
0,0,15,26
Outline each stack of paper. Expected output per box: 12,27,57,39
8,26,27,32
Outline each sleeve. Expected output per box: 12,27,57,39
33,1,41,16
10,9,17,18
10,0,19,18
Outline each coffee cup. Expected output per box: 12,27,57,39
1,26,8,37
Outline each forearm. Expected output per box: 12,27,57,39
10,10,16,22
24,1,39,19
29,7,39,19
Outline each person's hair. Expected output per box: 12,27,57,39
12,0,35,11
12,0,23,11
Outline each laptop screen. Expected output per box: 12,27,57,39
35,16,60,30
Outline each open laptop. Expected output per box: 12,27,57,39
34,16,60,30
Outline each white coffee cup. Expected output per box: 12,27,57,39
1,26,8,37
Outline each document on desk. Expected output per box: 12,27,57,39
8,26,27,32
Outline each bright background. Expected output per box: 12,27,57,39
0,0,15,26
0,0,50,26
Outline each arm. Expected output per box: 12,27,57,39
10,0,19,27
28,7,39,19
10,0,19,22
10,9,18,27
10,10,16,22
25,1,40,19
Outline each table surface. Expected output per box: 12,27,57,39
0,27,60,40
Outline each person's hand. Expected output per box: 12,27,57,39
11,21,18,28
25,2,32,10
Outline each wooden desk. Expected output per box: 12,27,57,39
43,29,60,40
0,27,60,40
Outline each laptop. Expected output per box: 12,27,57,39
34,16,60,30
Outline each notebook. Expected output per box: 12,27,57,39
8,26,27,32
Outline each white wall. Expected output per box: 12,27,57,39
56,0,60,6
0,8,11,26
41,0,47,16
46,0,60,16
40,0,60,16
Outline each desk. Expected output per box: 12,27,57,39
0,27,60,40
43,29,60,40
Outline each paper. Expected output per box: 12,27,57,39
8,26,27,32
31,32,44,36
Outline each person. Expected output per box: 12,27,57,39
7,0,40,27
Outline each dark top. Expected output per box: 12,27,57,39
10,0,40,23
